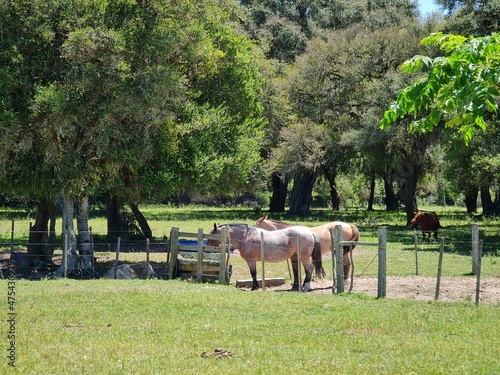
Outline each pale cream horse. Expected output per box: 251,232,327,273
208,223,323,291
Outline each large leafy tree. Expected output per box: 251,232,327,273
1,0,266,274
381,33,500,214
381,33,500,143
245,0,425,214
282,15,427,215
438,0,500,35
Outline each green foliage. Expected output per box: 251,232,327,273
440,0,500,35
270,119,326,177
381,32,500,145
0,0,267,205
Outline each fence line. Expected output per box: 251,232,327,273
1,222,495,304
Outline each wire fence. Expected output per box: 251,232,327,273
1,223,499,304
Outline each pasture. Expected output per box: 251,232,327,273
1,205,500,373
2,279,500,374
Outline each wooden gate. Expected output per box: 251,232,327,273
167,227,230,284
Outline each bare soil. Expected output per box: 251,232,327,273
260,275,500,305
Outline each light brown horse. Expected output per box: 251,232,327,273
208,223,323,291
256,216,360,280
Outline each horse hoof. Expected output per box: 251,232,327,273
302,282,311,292
291,285,299,291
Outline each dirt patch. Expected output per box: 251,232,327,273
259,275,500,304
3,250,499,304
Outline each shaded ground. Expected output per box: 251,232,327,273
2,250,499,305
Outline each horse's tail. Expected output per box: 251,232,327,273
344,224,360,252
312,233,325,278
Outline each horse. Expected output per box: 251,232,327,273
208,223,323,291
255,216,360,280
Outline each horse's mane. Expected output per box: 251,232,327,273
220,223,249,230
220,223,257,236
265,217,297,226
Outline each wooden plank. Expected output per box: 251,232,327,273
236,278,286,288
179,264,221,273
219,226,228,284
197,229,203,283
168,227,179,280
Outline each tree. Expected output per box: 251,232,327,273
437,0,500,35
284,17,430,214
381,33,500,145
1,0,267,275
381,32,500,215
269,120,326,215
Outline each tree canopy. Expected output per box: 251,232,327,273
3,0,500,226
381,32,500,145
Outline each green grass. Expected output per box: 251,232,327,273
0,205,499,373
1,204,499,279
1,279,499,374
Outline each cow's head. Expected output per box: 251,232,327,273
411,211,421,225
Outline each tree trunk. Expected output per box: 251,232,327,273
52,190,78,278
27,198,52,267
367,176,376,211
464,187,478,214
480,185,494,215
106,194,130,243
324,169,340,210
288,172,316,216
402,162,421,225
129,201,152,239
382,172,399,211
77,196,99,277
269,172,288,212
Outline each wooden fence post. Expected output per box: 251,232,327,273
377,226,387,298
168,227,179,279
471,224,479,275
475,240,483,305
63,228,68,278
330,228,335,294
435,237,445,300
413,229,419,275
4,220,14,279
197,228,204,283
297,235,301,292
261,231,266,291
146,238,150,278
334,225,344,293
90,227,94,268
10,220,14,252
219,226,229,284
113,236,121,279
348,246,354,293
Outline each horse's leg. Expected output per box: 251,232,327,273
343,249,350,281
247,260,259,290
290,253,299,291
302,257,314,292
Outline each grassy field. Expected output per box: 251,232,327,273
2,204,499,279
1,279,499,374
1,205,500,373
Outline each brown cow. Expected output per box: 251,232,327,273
411,211,442,240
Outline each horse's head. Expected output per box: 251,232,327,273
211,223,221,234
255,216,285,231
206,223,222,246
255,215,269,226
